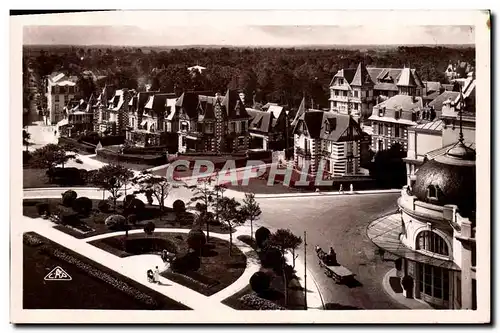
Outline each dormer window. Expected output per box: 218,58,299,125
379,108,385,117
324,121,330,133
394,110,400,119
427,184,439,201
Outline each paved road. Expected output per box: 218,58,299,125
254,192,404,309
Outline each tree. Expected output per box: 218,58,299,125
255,226,271,250
269,228,303,268
216,197,245,256
144,221,156,236
187,229,206,257
240,192,262,242
93,164,134,211
23,130,31,152
189,176,216,240
30,144,76,169
132,171,178,212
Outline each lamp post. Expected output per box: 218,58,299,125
285,109,290,160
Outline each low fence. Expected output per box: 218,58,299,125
58,137,96,154
96,148,167,166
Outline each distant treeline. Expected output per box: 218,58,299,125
24,45,475,110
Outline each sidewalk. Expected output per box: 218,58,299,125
382,268,432,309
21,217,233,312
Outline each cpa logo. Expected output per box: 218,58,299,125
44,266,72,281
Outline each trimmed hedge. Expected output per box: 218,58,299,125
96,148,167,166
105,215,126,230
187,229,206,254
239,294,285,310
58,137,96,153
72,197,93,215
47,167,88,186
173,200,186,214
170,252,201,274
62,190,78,207
250,271,271,294
255,227,271,249
98,200,111,213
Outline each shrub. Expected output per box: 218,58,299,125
35,202,50,216
239,294,285,310
123,194,136,209
250,271,271,295
58,209,80,227
260,247,284,271
23,233,44,246
72,197,93,215
61,190,78,207
255,226,271,249
144,221,156,235
187,229,206,254
98,200,111,213
171,252,201,273
105,214,126,230
173,200,186,214
127,214,138,225
47,167,86,186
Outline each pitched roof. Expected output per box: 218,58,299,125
294,110,359,142
267,105,284,119
247,108,273,133
144,93,176,117
428,91,460,111
423,81,441,93
221,90,249,119
291,98,306,127
374,94,424,112
397,68,417,87
351,62,374,86
165,98,178,121
409,119,444,133
176,92,201,119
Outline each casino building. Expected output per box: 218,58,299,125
368,129,477,309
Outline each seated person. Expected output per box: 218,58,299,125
147,269,154,282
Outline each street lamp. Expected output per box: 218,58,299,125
285,110,290,160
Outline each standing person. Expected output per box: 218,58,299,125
154,266,160,284
350,183,354,192
339,184,343,194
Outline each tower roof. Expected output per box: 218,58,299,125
351,62,374,86
397,67,417,87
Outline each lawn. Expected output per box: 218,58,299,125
23,232,190,310
90,232,247,296
23,168,62,189
23,198,232,239
90,155,152,171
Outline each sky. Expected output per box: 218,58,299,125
23,25,475,47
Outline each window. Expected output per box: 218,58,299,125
416,230,449,256
339,78,344,84
205,122,214,133
394,110,400,119
55,95,59,102
241,121,247,132
354,90,359,98
54,86,59,94
378,140,383,151
378,123,383,135
427,185,439,200
418,263,450,303
304,139,310,153
181,122,189,131
354,103,358,110
333,101,337,107
238,137,245,147
379,108,385,117
395,124,400,137
229,122,235,133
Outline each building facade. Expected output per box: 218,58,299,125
368,138,477,309
246,104,288,151
329,63,423,124
368,68,427,153
45,73,79,124
95,88,132,135
292,109,363,177
176,90,251,154
57,96,96,138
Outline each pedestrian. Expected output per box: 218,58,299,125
350,183,354,192
154,266,160,283
339,184,343,193
147,269,154,283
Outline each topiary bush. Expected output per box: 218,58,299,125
127,213,138,225
97,200,111,213
187,229,206,255
144,221,156,235
35,202,50,216
260,247,284,272
123,194,136,209
125,198,145,216
255,226,271,249
61,190,78,207
72,197,93,215
250,271,271,295
105,214,126,230
173,200,186,214
56,206,80,226
239,294,285,310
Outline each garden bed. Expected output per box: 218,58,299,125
90,232,247,296
23,198,231,239
22,232,190,310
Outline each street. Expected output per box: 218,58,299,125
254,192,404,309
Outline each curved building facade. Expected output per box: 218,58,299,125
368,140,476,309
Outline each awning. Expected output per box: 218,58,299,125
367,213,461,271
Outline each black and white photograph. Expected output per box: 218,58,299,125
9,9,491,324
